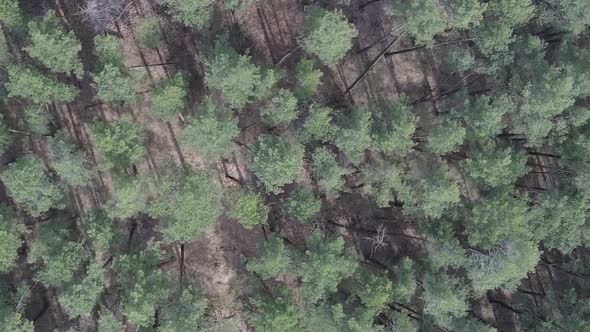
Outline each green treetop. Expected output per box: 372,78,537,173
463,144,528,187
298,231,358,303
423,222,467,271
151,73,187,121
466,239,540,293
260,89,298,127
247,235,291,280
390,0,446,45
456,95,511,142
93,63,136,105
97,308,124,332
84,209,116,255
334,111,373,164
113,242,167,328
372,96,418,158
0,116,12,156
149,171,224,242
29,218,84,287
475,0,534,54
90,118,145,170
228,191,269,229
205,36,276,108
427,118,466,155
541,0,590,35
48,136,94,187
296,58,323,98
247,285,304,332
159,286,208,332
24,107,51,135
250,135,304,193
352,269,393,314
60,261,106,318
465,189,534,249
305,303,377,332
299,104,338,144
312,147,352,198
6,65,78,104
361,160,407,208
446,0,487,29
0,286,33,332
25,10,83,76
0,205,26,272
423,272,468,329
108,175,150,220
285,187,321,222
0,0,24,27
179,98,239,161
302,7,357,64
161,0,212,29
392,257,417,303
1,157,64,216
94,35,124,70
136,16,163,49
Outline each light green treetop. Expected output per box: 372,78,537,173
302,7,357,64
250,135,304,193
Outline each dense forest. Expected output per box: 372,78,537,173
0,0,589,330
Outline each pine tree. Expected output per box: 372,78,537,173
0,205,26,272
299,104,338,144
0,0,24,27
61,261,106,317
260,89,298,127
247,285,304,332
427,118,466,155
296,58,323,98
161,0,213,29
302,7,357,64
390,0,447,45
159,286,208,332
151,73,187,121
423,272,468,328
48,136,94,187
228,191,269,229
334,111,373,164
108,175,150,219
136,16,162,49
6,65,78,104
90,117,145,170
247,235,291,279
93,63,136,105
311,147,352,197
94,34,124,70
372,96,418,158
285,187,321,222
463,143,528,187
250,135,304,193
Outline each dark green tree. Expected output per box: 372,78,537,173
24,107,51,135
423,272,468,328
93,64,136,105
372,96,418,158
48,136,94,187
463,144,528,187
334,111,373,164
247,285,304,332
296,58,323,98
247,235,291,279
179,98,239,161
90,117,145,170
250,135,304,193
6,65,78,104
427,118,466,155
302,7,357,64
1,157,64,216
136,16,162,49
0,205,26,272
285,187,321,222
312,147,352,197
159,286,208,332
390,0,446,45
261,89,298,127
94,34,124,70
61,261,106,317
161,0,212,29
151,73,187,121
299,104,338,144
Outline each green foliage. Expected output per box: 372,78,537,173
0,206,25,272
97,309,124,332
229,191,269,229
466,239,540,292
353,269,393,313
285,187,321,222
205,36,276,108
151,73,187,121
261,89,298,127
427,118,466,155
0,287,33,332
447,0,487,29
247,235,291,279
24,107,50,135
456,95,511,142
108,175,150,219
534,192,589,254
159,287,208,332
302,7,357,64
0,0,23,27
84,210,115,254
372,96,418,157
1,157,64,216
248,286,304,332
0,116,11,155
399,165,461,218
305,303,377,332
361,160,406,208
90,118,145,170
94,35,124,70
93,63,136,105
48,136,93,187
150,171,223,242
299,104,338,144
161,0,212,29
61,262,106,317
25,10,83,76
136,16,162,49
30,218,83,287
6,65,78,104
423,272,468,328
312,147,352,197
334,111,373,164
475,0,534,54
463,144,528,187
250,135,304,193
424,223,467,271
389,312,416,332
179,98,239,161
391,0,446,45
114,242,167,328
540,0,590,35
296,58,323,98
392,257,417,302
465,190,533,248
298,231,358,303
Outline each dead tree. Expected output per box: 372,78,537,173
77,0,130,33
